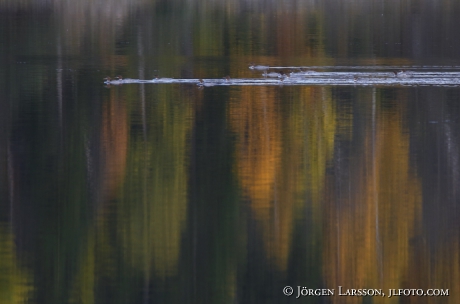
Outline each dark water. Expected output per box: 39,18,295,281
1,1,460,303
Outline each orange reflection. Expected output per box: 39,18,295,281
229,87,286,270
229,86,336,271
99,93,129,205
406,226,460,304
323,94,422,304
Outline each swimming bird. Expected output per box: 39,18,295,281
279,70,288,78
249,63,270,71
115,75,123,80
263,71,285,78
394,70,409,78
196,79,204,89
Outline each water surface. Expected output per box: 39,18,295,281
1,0,460,303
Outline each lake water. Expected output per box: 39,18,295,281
1,0,460,303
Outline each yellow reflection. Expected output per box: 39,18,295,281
0,224,33,304
119,87,194,278
69,235,95,304
300,87,337,204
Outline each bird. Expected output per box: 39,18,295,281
263,71,284,78
224,76,231,82
115,75,123,80
279,70,288,78
249,63,269,71
394,70,409,78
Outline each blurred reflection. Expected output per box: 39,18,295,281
0,224,33,303
99,91,129,205
118,86,194,278
2,0,460,302
229,87,286,270
229,86,336,271
323,89,422,304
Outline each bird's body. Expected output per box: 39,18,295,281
394,70,410,78
249,63,270,71
263,71,287,78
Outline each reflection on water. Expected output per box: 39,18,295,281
1,0,460,303
324,90,423,304
118,85,193,278
0,223,34,303
229,86,336,273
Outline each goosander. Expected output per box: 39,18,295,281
394,70,410,78
263,71,287,78
249,63,269,71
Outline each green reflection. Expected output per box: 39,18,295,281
118,86,193,278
